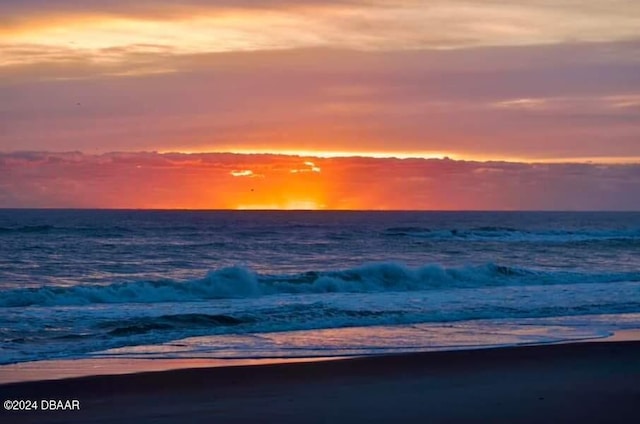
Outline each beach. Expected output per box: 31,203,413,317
3,0,640,419
2,340,639,424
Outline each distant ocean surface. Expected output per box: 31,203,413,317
1,210,640,365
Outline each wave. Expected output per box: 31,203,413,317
0,225,56,234
384,226,640,242
102,313,249,336
0,224,134,237
2,262,640,307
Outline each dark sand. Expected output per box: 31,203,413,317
1,341,639,423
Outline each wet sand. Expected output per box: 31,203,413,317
1,341,639,423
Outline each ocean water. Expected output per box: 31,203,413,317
1,210,639,364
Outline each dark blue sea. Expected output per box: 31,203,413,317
1,210,639,364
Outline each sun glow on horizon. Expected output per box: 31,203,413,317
235,200,323,210
225,159,330,210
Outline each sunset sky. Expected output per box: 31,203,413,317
1,1,639,209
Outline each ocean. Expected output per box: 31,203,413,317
1,210,639,365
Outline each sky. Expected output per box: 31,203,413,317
1,0,639,209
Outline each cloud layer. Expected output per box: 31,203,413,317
2,42,639,160
2,1,638,54
1,1,639,164
1,152,639,210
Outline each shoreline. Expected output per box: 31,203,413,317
2,328,639,386
1,338,639,423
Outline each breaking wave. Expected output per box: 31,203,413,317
2,262,640,307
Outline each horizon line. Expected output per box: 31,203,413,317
1,208,639,213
